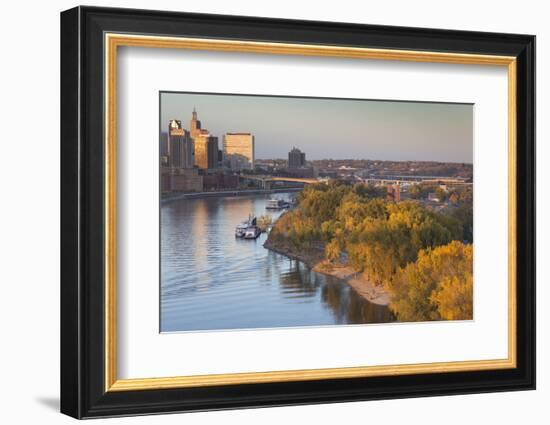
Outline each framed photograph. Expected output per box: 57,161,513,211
60,6,535,419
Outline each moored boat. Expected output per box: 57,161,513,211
235,215,257,238
243,225,261,239
266,197,289,210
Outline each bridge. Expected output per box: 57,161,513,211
237,174,471,190
269,176,320,184
362,175,472,186
238,175,321,189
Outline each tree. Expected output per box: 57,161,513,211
337,201,459,285
386,241,473,322
435,187,447,202
449,204,473,243
325,238,341,263
298,184,348,226
458,186,473,204
353,183,386,199
266,183,473,321
449,191,460,204
408,184,421,199
431,274,473,320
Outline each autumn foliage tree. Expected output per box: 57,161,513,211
325,238,341,263
267,183,473,322
386,241,473,321
334,197,462,285
431,274,473,320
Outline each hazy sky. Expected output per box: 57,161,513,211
160,92,473,163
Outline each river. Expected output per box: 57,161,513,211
161,192,393,332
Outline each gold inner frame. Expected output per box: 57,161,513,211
104,33,517,392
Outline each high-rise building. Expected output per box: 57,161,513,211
187,109,218,170
223,133,255,170
168,120,194,169
194,133,219,169
288,147,306,168
189,107,202,139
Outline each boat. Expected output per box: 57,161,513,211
235,215,257,238
243,225,261,239
265,197,289,210
235,222,248,238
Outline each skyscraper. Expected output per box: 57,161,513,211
288,147,306,168
189,107,202,138
223,133,255,170
168,120,194,168
194,133,219,169
188,109,218,170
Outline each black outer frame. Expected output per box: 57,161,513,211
60,6,535,419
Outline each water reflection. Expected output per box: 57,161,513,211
161,193,393,332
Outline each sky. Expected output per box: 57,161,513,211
160,92,473,163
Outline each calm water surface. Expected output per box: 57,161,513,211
161,192,393,332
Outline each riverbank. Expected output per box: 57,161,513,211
263,239,391,306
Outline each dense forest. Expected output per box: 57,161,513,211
267,182,473,321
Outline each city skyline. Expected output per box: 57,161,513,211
160,92,473,164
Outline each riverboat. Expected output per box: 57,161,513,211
235,215,257,238
243,225,262,239
265,197,289,210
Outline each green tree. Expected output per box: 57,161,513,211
353,183,386,200
408,184,421,199
449,204,473,242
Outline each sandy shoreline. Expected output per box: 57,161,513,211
263,240,391,306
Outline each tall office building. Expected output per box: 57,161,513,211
168,120,194,169
188,109,218,170
223,133,255,170
194,133,219,169
189,107,202,139
288,147,306,168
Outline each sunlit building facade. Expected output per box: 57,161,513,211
194,133,219,169
223,133,255,170
189,108,219,170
